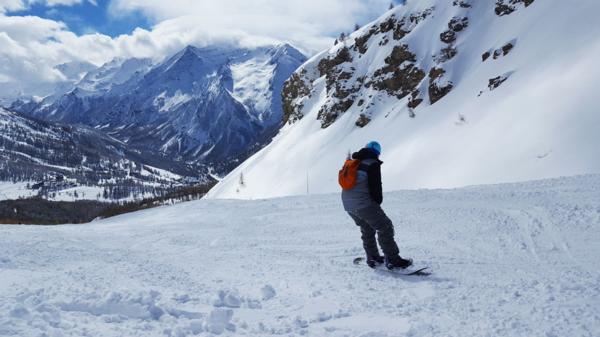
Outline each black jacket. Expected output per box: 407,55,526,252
352,148,383,204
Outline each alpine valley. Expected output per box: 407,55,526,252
2,43,306,202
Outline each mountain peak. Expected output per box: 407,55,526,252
177,45,203,61
269,43,305,62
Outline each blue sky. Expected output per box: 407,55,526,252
10,0,151,36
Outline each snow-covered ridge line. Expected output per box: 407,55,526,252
209,0,600,199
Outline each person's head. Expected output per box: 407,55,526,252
365,141,381,156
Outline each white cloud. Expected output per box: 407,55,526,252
0,0,96,13
45,0,97,5
0,0,396,100
0,0,26,13
109,0,392,53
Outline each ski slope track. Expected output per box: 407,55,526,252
209,0,600,200
1,175,599,336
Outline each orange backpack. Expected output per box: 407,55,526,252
338,159,361,190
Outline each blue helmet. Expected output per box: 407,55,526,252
365,141,381,156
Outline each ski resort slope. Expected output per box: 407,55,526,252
207,0,600,200
1,175,599,336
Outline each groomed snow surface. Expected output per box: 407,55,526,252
1,175,600,336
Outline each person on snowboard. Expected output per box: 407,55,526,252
340,141,413,269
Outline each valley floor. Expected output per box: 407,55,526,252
1,175,599,336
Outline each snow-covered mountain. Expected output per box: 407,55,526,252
11,58,152,114
54,61,98,83
0,61,97,107
208,0,600,199
12,44,306,172
74,57,154,96
0,107,195,201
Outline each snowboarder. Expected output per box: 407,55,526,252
340,141,413,269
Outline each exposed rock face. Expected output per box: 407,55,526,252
453,0,472,8
314,47,363,128
318,47,353,77
440,30,457,44
282,70,311,124
310,7,435,129
482,51,492,62
353,8,434,55
439,15,469,47
435,47,458,63
428,68,454,104
318,99,355,128
489,74,510,90
494,42,515,59
502,43,515,55
373,45,426,100
355,114,371,127
431,12,471,103
449,17,469,32
354,26,378,54
408,92,424,109
483,41,516,62
495,0,536,16
279,3,487,129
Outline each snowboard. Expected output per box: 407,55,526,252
353,257,431,276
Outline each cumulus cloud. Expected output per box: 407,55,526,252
0,0,96,12
109,0,391,53
45,0,97,5
0,0,396,100
0,0,26,13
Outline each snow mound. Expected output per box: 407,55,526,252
58,291,165,320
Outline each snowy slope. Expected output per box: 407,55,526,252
208,0,600,199
75,57,153,96
55,61,98,83
0,182,36,200
1,175,599,336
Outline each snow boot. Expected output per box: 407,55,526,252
366,255,384,268
384,256,413,270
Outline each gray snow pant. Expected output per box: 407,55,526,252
348,204,400,259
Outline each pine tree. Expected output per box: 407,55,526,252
354,23,360,31
389,2,395,10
